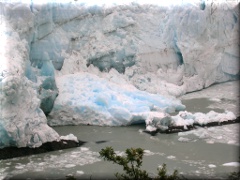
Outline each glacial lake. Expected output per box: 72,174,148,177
1,122,239,179
1,93,239,179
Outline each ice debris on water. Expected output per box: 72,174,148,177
65,164,76,168
167,155,176,159
222,162,240,167
60,134,78,142
76,171,84,175
208,164,216,168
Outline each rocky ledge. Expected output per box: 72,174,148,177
0,140,86,160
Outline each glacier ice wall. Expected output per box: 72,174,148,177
0,1,239,148
0,8,59,148
23,1,239,97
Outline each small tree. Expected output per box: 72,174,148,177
228,157,240,180
99,147,181,180
156,163,180,180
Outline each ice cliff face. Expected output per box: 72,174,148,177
26,1,239,96
0,1,239,148
0,19,59,148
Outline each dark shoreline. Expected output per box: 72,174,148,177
1,117,239,160
0,139,86,160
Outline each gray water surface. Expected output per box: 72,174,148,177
1,98,239,179
2,124,239,180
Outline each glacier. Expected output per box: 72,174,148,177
48,72,185,126
0,0,239,148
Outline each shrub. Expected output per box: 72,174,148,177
99,146,181,180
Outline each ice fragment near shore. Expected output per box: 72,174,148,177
171,111,236,127
145,110,236,133
222,162,240,167
60,134,78,143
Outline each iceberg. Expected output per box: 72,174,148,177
60,134,78,143
145,110,237,133
222,162,240,167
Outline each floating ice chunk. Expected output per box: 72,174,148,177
227,141,235,145
143,150,155,156
178,124,239,146
76,171,84,175
138,129,144,134
167,155,176,159
65,164,76,168
143,150,151,154
60,134,78,142
145,111,172,131
15,165,25,169
206,140,215,144
146,125,157,132
80,147,89,151
215,136,223,140
38,162,45,166
208,164,216,168
178,137,191,142
178,131,193,136
209,98,221,102
198,131,209,139
222,162,240,167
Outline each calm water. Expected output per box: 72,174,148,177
1,98,239,180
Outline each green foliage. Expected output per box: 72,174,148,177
66,175,76,180
228,171,240,180
156,163,181,180
99,146,181,180
228,157,240,180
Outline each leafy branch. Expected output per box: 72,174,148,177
99,147,181,180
